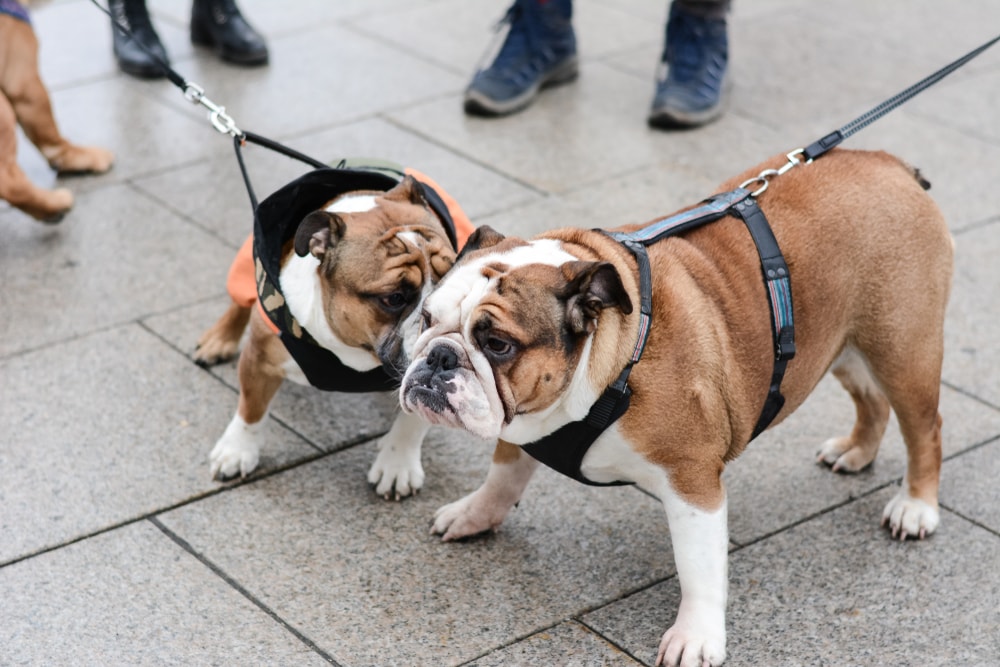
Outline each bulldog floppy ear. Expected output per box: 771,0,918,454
383,174,429,208
294,210,346,258
457,225,507,260
560,261,633,335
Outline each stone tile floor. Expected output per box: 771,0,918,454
2,0,999,665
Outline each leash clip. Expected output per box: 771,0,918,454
739,149,805,197
183,82,244,139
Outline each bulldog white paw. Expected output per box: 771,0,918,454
656,617,726,667
881,489,939,540
209,414,263,480
366,413,428,500
367,443,424,500
816,436,876,473
432,490,513,541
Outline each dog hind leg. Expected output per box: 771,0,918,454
2,19,113,175
0,92,72,221
817,346,890,473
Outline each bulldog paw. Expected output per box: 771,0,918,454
656,618,726,667
816,436,876,473
367,443,425,501
881,490,939,540
193,303,250,367
209,416,262,480
45,144,114,175
431,490,513,541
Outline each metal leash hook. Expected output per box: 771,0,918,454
182,82,244,139
738,149,805,197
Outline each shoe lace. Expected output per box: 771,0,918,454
475,4,533,74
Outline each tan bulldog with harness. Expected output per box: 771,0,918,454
396,149,953,666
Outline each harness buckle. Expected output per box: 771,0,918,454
739,149,806,197
182,81,244,139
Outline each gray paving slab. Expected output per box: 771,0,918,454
0,520,328,665
142,22,467,139
941,439,1000,534
49,77,222,186
474,161,718,240
34,0,194,90
0,324,315,565
943,221,1000,407
725,377,1000,545
143,298,402,453
583,487,1000,666
158,429,674,667
6,0,1000,664
148,0,420,38
470,620,644,667
0,183,233,357
389,62,788,195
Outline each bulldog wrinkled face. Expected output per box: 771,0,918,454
399,227,631,441
281,176,456,376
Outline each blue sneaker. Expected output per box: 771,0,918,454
464,0,578,117
648,4,728,128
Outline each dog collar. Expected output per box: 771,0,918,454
253,162,463,392
520,187,796,486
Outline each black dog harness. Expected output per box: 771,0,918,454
253,162,462,392
521,186,796,485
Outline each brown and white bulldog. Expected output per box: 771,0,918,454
397,149,953,666
0,2,114,222
200,172,473,499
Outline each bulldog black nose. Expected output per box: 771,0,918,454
426,344,458,372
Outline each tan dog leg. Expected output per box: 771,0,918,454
817,346,891,472
194,300,251,367
0,92,72,221
0,19,113,175
209,314,286,479
873,350,944,540
432,441,539,540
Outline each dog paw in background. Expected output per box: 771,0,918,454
0,9,114,223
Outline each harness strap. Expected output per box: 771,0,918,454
729,196,796,438
522,188,794,485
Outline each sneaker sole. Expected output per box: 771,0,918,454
464,57,579,117
648,83,730,129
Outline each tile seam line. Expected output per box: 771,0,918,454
940,380,1000,412
0,442,378,570
378,115,552,196
938,503,1000,539
147,517,342,666
454,617,650,667
135,319,394,456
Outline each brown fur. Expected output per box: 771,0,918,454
202,177,458,480
537,149,952,510
0,11,113,222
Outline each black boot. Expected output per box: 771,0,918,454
190,0,269,66
110,0,170,79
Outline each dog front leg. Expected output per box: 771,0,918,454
367,411,431,500
655,482,728,667
432,440,539,540
209,322,285,480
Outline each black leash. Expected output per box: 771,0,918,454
89,0,326,212
803,32,1000,162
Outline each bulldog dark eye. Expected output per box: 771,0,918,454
420,309,432,331
380,292,409,312
484,337,512,356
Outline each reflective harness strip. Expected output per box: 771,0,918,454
521,187,796,485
